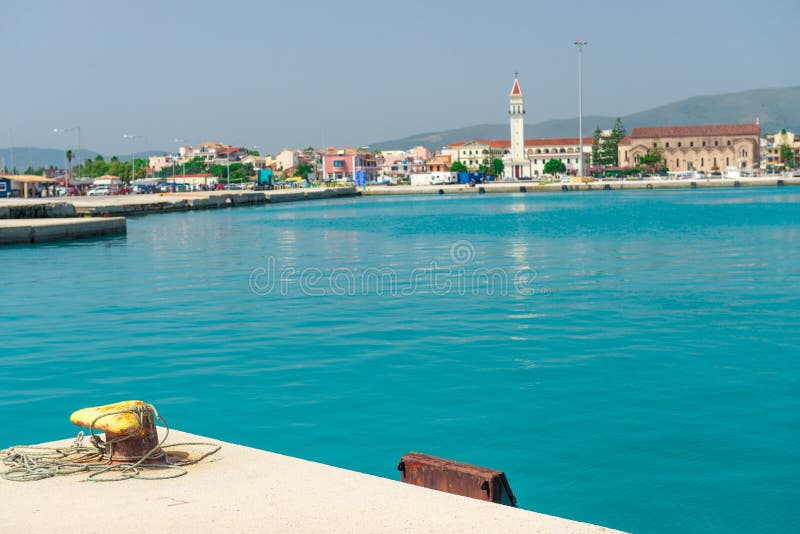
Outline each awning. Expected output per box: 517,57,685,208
3,174,58,183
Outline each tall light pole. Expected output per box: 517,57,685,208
53,127,80,195
574,41,588,177
122,134,142,182
174,138,187,180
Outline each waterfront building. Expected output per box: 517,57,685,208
763,130,799,170
178,141,231,162
426,153,452,173
379,149,427,177
322,147,378,181
444,140,508,172
524,137,592,176
379,152,413,178
148,155,176,173
276,149,300,171
0,174,57,198
618,123,761,172
443,138,590,177
212,147,247,165
411,146,433,162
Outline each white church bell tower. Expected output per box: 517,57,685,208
504,75,529,179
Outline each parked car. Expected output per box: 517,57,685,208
710,171,723,178
87,186,111,196
56,187,79,196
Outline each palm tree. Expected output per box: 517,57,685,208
65,149,73,195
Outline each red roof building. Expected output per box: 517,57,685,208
618,123,761,172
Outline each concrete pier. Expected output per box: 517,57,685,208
0,187,359,220
0,217,126,245
361,176,800,196
0,429,625,533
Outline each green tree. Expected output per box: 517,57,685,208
543,159,566,175
639,138,666,172
591,127,603,166
296,164,313,178
451,161,468,173
66,149,73,179
598,118,626,167
492,158,504,177
779,143,795,168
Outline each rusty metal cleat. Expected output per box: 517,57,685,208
398,452,517,507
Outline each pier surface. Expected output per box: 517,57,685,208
0,217,126,245
0,187,358,219
362,176,800,196
0,429,624,533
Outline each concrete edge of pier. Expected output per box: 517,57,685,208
0,217,126,245
0,429,626,533
361,176,800,195
0,187,360,219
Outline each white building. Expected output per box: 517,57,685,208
524,138,591,176
276,149,300,171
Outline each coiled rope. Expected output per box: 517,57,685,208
0,403,220,482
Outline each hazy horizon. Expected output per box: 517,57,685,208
3,0,799,155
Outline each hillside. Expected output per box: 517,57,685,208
370,86,800,150
0,147,167,171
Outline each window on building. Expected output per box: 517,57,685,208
333,160,344,168
701,158,704,166
702,141,706,147
715,141,719,146
727,140,731,146
676,158,680,167
690,142,694,147
678,142,682,148
726,157,730,165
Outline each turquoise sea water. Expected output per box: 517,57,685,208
2,188,799,533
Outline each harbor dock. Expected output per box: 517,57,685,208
0,187,359,219
0,217,126,245
0,429,624,533
361,176,800,196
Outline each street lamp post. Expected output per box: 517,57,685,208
123,134,142,183
53,127,80,195
174,138,187,180
574,41,588,177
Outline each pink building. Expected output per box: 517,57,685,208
411,146,433,162
322,147,378,181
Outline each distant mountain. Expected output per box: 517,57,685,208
0,147,168,171
370,86,800,150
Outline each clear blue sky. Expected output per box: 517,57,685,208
2,0,798,156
